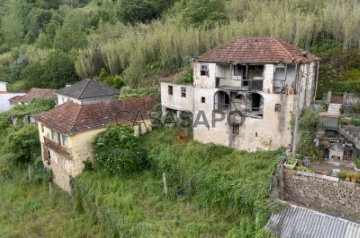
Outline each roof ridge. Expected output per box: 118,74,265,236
68,102,83,135
272,37,295,62
78,79,91,99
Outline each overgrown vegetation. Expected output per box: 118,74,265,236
295,107,318,157
93,126,151,176
0,0,360,91
75,128,282,237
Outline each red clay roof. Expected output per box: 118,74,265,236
35,96,158,135
196,36,319,64
9,88,56,103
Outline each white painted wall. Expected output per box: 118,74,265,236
161,82,194,111
0,93,26,112
0,82,7,91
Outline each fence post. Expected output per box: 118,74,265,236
163,172,168,196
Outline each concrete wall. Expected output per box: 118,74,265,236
56,94,81,105
281,169,360,223
0,82,7,91
161,82,194,111
194,62,217,88
56,94,116,106
193,93,294,151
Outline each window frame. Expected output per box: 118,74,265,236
181,87,186,98
168,85,173,95
62,134,68,146
200,64,209,76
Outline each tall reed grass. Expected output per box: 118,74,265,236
75,0,360,87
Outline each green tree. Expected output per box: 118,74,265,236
2,125,40,164
93,126,150,176
25,8,52,40
1,0,26,48
181,0,229,28
117,0,175,25
53,28,88,52
21,50,78,89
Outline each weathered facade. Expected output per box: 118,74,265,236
161,37,320,151
36,96,157,191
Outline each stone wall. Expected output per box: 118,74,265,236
280,169,360,223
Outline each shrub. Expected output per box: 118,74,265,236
93,125,151,176
2,125,40,164
355,157,360,169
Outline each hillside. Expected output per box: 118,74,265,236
0,0,359,92
0,128,281,237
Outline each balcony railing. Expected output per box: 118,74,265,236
44,136,72,158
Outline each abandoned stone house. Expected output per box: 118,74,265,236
35,80,157,191
161,37,320,151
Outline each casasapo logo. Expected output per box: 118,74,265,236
116,110,246,128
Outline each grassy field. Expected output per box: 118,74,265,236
75,128,281,237
0,128,280,237
0,167,110,238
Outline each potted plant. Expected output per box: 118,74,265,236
354,157,360,172
345,173,351,182
350,173,358,183
337,171,347,180
284,157,298,169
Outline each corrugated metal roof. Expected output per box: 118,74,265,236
266,204,360,238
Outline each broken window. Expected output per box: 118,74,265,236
181,87,186,97
200,64,209,76
234,64,241,76
214,91,230,110
168,85,173,95
249,93,264,118
275,104,281,112
248,65,264,80
274,64,286,93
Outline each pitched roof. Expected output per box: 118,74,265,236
35,96,158,135
55,79,119,99
266,204,360,238
9,88,56,103
196,36,319,64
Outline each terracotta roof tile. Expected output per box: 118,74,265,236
9,88,56,103
35,96,158,135
196,36,319,64
55,79,119,99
